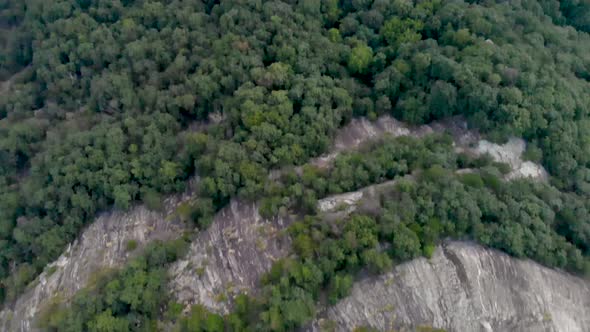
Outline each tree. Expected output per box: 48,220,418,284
113,186,132,210
88,310,129,332
430,80,457,119
391,223,422,260
381,17,424,47
328,274,353,304
348,44,374,74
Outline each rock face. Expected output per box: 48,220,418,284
474,138,547,180
317,191,365,213
312,242,590,332
0,193,189,332
311,116,419,168
168,200,292,314
312,115,548,181
0,116,558,330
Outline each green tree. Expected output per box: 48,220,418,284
381,17,424,46
348,44,374,74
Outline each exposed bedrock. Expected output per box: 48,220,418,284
0,193,189,331
168,200,292,314
313,116,548,181
0,116,555,331
310,242,590,332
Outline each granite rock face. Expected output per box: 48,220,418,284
0,193,190,332
168,200,292,314
0,116,562,331
312,116,548,181
312,242,590,332
474,138,548,180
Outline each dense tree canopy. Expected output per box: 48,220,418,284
39,134,590,331
1,1,590,328
168,160,590,332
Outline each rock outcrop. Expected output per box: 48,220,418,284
0,116,558,331
312,242,590,332
168,200,292,314
0,193,190,331
474,138,547,180
312,116,548,181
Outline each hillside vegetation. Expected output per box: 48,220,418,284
1,0,590,330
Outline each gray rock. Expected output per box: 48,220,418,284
311,242,590,332
0,116,562,331
312,116,548,181
310,116,418,169
0,193,189,332
317,191,364,214
168,199,292,313
474,138,548,181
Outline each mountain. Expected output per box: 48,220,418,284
2,0,590,330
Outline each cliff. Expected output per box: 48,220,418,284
311,242,590,332
168,200,292,314
0,193,190,331
0,116,569,331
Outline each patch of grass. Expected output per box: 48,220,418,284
380,304,395,313
125,239,138,252
255,238,267,251
164,301,184,321
195,266,205,278
35,294,66,329
423,244,436,259
319,319,337,332
335,202,352,212
46,266,58,277
384,276,395,287
543,312,552,322
214,291,227,303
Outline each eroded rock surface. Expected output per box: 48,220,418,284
311,116,417,168
312,242,590,332
0,116,557,330
0,193,190,332
317,191,364,214
312,116,548,181
475,138,548,180
169,200,292,314
317,179,401,217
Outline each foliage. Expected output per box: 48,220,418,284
259,133,460,217
43,129,590,331
194,166,590,331
37,239,189,331
2,0,590,318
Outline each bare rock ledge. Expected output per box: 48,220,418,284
310,242,590,332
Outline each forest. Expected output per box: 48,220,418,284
1,0,590,330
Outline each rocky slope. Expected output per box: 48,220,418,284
0,191,191,331
168,200,292,314
312,116,548,181
0,116,566,331
311,242,590,332
165,117,554,318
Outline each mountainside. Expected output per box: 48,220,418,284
169,199,292,314
2,0,590,331
311,242,590,332
0,189,192,331
0,115,572,331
